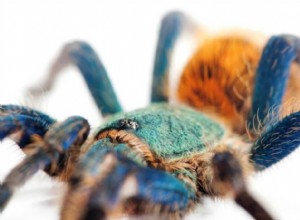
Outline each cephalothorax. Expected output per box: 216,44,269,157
1,11,300,220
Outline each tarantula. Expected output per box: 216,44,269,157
1,11,300,220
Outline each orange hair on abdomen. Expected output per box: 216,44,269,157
177,37,261,133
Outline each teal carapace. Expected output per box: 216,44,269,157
98,103,225,159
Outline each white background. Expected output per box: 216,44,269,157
1,1,300,219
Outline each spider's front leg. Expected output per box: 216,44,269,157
61,139,192,220
0,105,56,148
0,114,90,211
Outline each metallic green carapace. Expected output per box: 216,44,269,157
99,103,225,159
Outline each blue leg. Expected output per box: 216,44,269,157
0,105,56,147
0,104,55,125
151,12,193,103
248,35,300,130
0,116,89,211
62,139,190,220
29,42,123,116
251,111,300,170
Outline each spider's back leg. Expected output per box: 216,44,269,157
248,35,300,131
248,35,300,169
151,12,194,103
251,111,300,169
29,41,123,116
62,139,192,220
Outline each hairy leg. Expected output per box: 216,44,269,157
0,116,89,211
251,111,300,170
151,11,194,103
0,104,55,148
29,41,123,116
248,35,300,131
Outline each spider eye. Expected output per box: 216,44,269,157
118,119,139,130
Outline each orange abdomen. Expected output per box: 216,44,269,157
177,37,261,132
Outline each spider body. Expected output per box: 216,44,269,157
98,103,225,159
1,11,300,220
178,36,261,133
96,103,225,196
